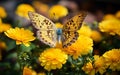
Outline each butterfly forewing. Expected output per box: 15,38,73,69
28,11,57,47
63,12,87,31
62,12,87,47
28,11,56,30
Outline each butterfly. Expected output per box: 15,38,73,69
28,11,87,48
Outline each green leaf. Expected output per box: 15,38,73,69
6,52,17,59
19,44,33,52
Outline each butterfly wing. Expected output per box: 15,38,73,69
62,12,87,48
63,11,87,31
62,31,79,48
28,11,57,47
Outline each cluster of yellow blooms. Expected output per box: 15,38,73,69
0,2,120,75
99,11,120,36
3,26,93,71
103,49,120,71
82,49,120,75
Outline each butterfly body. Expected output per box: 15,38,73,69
28,11,87,48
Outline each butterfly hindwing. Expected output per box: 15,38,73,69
62,31,79,48
28,11,57,47
37,30,57,47
62,12,87,47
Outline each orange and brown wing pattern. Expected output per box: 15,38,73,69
62,31,79,48
62,12,87,48
63,12,87,31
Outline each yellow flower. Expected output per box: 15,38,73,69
0,22,11,33
78,24,92,37
4,27,35,46
39,48,68,71
91,30,102,42
55,22,63,29
103,14,116,20
93,55,108,74
99,19,120,35
23,67,37,75
49,5,68,20
0,6,7,18
103,49,120,71
16,4,35,19
63,35,93,59
115,11,120,19
82,62,94,75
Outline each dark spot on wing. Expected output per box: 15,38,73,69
39,32,42,34
40,26,42,28
45,40,47,42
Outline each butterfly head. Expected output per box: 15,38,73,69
57,28,62,35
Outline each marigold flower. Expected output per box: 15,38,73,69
0,6,7,18
63,35,93,59
78,24,92,37
91,30,102,42
103,14,116,20
99,19,120,35
16,4,35,19
23,67,37,75
55,22,63,29
93,55,108,74
115,11,120,19
0,22,11,33
39,48,68,71
49,5,68,20
4,27,35,46
82,62,94,75
103,49,120,71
